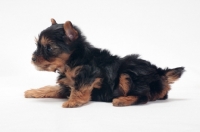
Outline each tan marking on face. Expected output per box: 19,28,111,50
40,36,52,46
32,53,71,73
112,96,138,106
24,85,61,98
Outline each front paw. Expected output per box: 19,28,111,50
24,89,42,98
62,100,84,108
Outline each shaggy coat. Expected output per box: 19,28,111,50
26,19,184,107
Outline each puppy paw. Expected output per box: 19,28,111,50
24,89,43,98
24,86,60,98
112,96,137,106
112,98,126,107
62,100,84,108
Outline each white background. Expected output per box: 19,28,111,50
0,0,200,132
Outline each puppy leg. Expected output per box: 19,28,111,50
112,74,137,106
62,87,91,108
62,78,101,108
118,74,131,96
24,85,61,98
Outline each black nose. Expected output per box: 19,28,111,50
32,57,36,61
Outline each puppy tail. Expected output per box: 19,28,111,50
163,67,185,84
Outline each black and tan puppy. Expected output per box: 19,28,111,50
25,19,185,107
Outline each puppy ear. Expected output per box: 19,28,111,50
64,21,78,41
51,18,57,25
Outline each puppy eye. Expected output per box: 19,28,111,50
46,45,52,52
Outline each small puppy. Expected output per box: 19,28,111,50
25,19,185,107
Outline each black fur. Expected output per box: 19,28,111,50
36,22,185,105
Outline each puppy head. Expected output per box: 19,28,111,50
32,19,79,73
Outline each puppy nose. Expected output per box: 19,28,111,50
32,57,36,61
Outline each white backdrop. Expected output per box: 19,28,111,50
0,0,200,132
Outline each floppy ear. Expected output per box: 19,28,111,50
51,18,57,25
64,21,78,41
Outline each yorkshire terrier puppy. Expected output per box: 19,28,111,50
25,19,185,107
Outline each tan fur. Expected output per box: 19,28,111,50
51,18,57,25
62,78,101,108
166,71,180,84
33,53,70,73
62,87,91,108
58,65,102,89
64,21,78,41
57,66,82,87
93,78,102,89
119,74,130,96
40,36,52,46
158,77,171,99
25,85,61,98
112,96,138,106
149,77,171,101
34,37,38,43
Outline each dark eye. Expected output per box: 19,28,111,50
46,45,52,52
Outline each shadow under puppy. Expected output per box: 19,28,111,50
25,19,185,107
